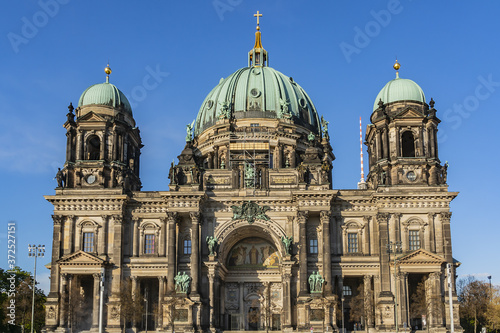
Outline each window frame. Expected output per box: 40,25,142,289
347,232,358,253
82,231,95,253
183,239,192,255
309,238,318,254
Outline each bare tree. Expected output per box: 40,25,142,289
486,285,500,333
119,279,143,333
410,279,426,324
349,283,374,328
457,276,489,333
67,281,88,333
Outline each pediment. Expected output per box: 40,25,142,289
57,250,106,266
397,249,445,265
78,111,106,122
393,107,424,119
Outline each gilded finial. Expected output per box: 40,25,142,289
393,59,400,79
254,10,262,31
249,11,268,67
105,63,112,83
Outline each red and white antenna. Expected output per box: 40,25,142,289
358,117,366,189
360,117,365,182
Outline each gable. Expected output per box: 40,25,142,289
78,111,106,122
57,250,106,266
393,107,424,119
397,248,445,266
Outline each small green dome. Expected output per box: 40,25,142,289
78,82,132,115
195,66,320,136
373,77,426,111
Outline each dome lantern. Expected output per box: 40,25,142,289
248,11,268,67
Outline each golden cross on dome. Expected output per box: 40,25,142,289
254,11,262,29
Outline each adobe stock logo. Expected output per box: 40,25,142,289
438,74,499,143
339,0,405,64
212,0,243,21
128,65,170,109
7,0,71,54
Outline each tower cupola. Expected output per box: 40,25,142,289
59,65,142,191
365,61,446,188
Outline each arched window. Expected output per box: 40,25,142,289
401,131,415,157
86,135,100,160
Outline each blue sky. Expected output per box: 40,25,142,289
1,1,499,292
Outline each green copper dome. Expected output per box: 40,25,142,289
373,76,426,111
78,82,132,115
195,66,320,136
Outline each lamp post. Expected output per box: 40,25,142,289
341,297,345,333
28,244,45,333
488,276,492,298
387,241,402,333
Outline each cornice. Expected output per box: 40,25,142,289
45,195,128,212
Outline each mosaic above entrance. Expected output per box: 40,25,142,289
227,237,279,269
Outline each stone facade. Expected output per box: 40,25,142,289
44,31,461,333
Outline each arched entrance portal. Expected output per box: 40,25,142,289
221,236,283,331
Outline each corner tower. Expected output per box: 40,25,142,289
365,61,445,188
62,65,142,191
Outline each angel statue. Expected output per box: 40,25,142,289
186,119,195,142
206,236,218,256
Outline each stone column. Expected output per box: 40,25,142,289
99,132,106,160
396,126,401,157
426,272,442,328
111,129,118,161
190,212,201,296
166,212,178,293
428,213,436,253
99,215,108,255
50,216,63,296
321,211,332,294
76,129,83,160
297,211,309,296
375,129,382,161
160,217,167,257
394,213,401,243
377,213,391,292
382,128,389,158
92,273,100,328
441,212,453,262
65,215,75,255
214,146,219,169
334,215,342,255
60,273,70,327
290,145,297,168
278,144,284,168
364,275,374,328
110,215,123,296
158,276,166,328
131,276,139,330
132,217,139,257
206,261,219,331
239,282,245,330
281,265,293,327
65,129,73,162
363,216,371,255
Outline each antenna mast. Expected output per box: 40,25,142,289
358,116,367,189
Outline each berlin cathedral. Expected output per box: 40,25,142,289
44,12,462,333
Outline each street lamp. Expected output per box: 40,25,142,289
387,241,402,333
28,244,45,333
488,276,492,300
341,296,345,333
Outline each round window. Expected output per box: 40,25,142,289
250,88,260,97
86,174,97,184
207,100,214,109
406,171,417,182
